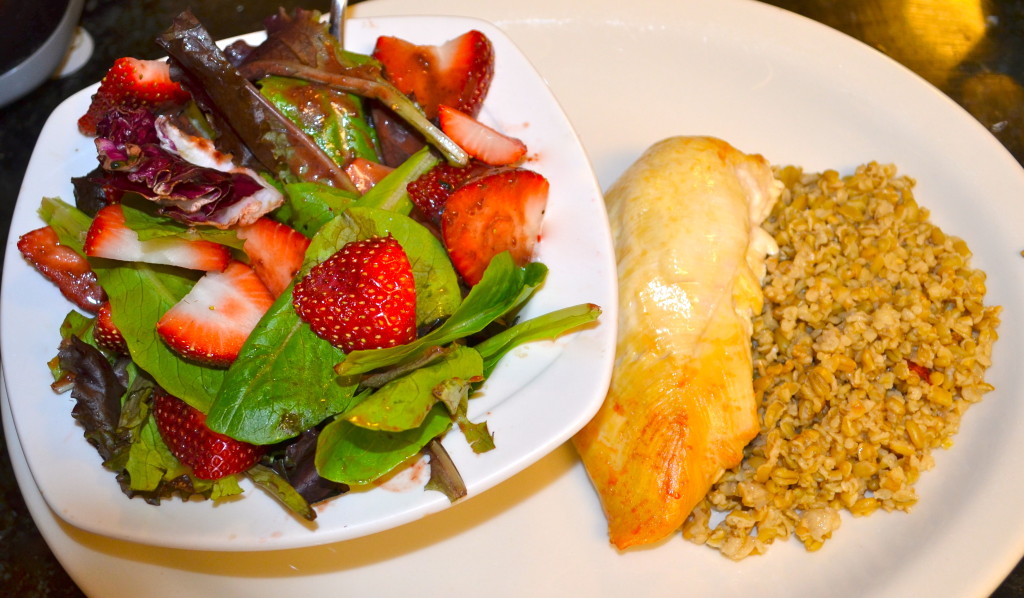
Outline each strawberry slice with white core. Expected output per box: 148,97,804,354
156,261,275,367
437,105,526,166
372,30,494,119
237,217,311,297
152,389,265,480
84,204,231,271
441,168,549,286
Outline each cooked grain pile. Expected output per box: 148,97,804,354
682,162,1001,559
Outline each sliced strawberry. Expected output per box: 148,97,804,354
437,105,526,166
95,302,128,355
236,218,311,297
441,169,549,286
344,157,395,194
152,388,265,480
17,226,107,313
84,204,231,272
156,261,275,367
78,57,190,136
292,235,417,353
406,160,495,225
372,30,494,119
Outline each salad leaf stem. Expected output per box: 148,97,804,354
246,464,317,521
423,439,467,502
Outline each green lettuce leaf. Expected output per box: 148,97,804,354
315,404,451,485
474,303,603,375
38,196,91,252
119,196,244,248
90,260,223,413
280,181,359,237
342,346,483,432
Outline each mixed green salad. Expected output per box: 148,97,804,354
18,7,600,520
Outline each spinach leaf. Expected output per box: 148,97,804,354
207,203,459,445
350,147,437,214
343,346,483,432
275,147,435,236
315,404,451,485
259,76,379,166
205,286,359,445
280,181,358,237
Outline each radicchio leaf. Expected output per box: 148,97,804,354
96,106,160,146
72,166,120,216
88,106,284,229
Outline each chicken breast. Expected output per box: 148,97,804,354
573,136,781,549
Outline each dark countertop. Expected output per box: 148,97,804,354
0,0,1021,595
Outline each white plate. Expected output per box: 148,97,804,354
7,0,1024,595
0,15,617,551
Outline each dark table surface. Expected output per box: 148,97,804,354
1,0,1022,595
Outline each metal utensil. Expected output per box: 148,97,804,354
329,0,348,46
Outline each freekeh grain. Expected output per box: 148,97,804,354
681,162,1001,559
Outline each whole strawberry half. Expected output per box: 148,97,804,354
152,389,265,480
292,234,417,353
78,57,190,136
372,30,494,119
441,168,549,286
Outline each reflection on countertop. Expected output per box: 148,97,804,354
0,1,1021,596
